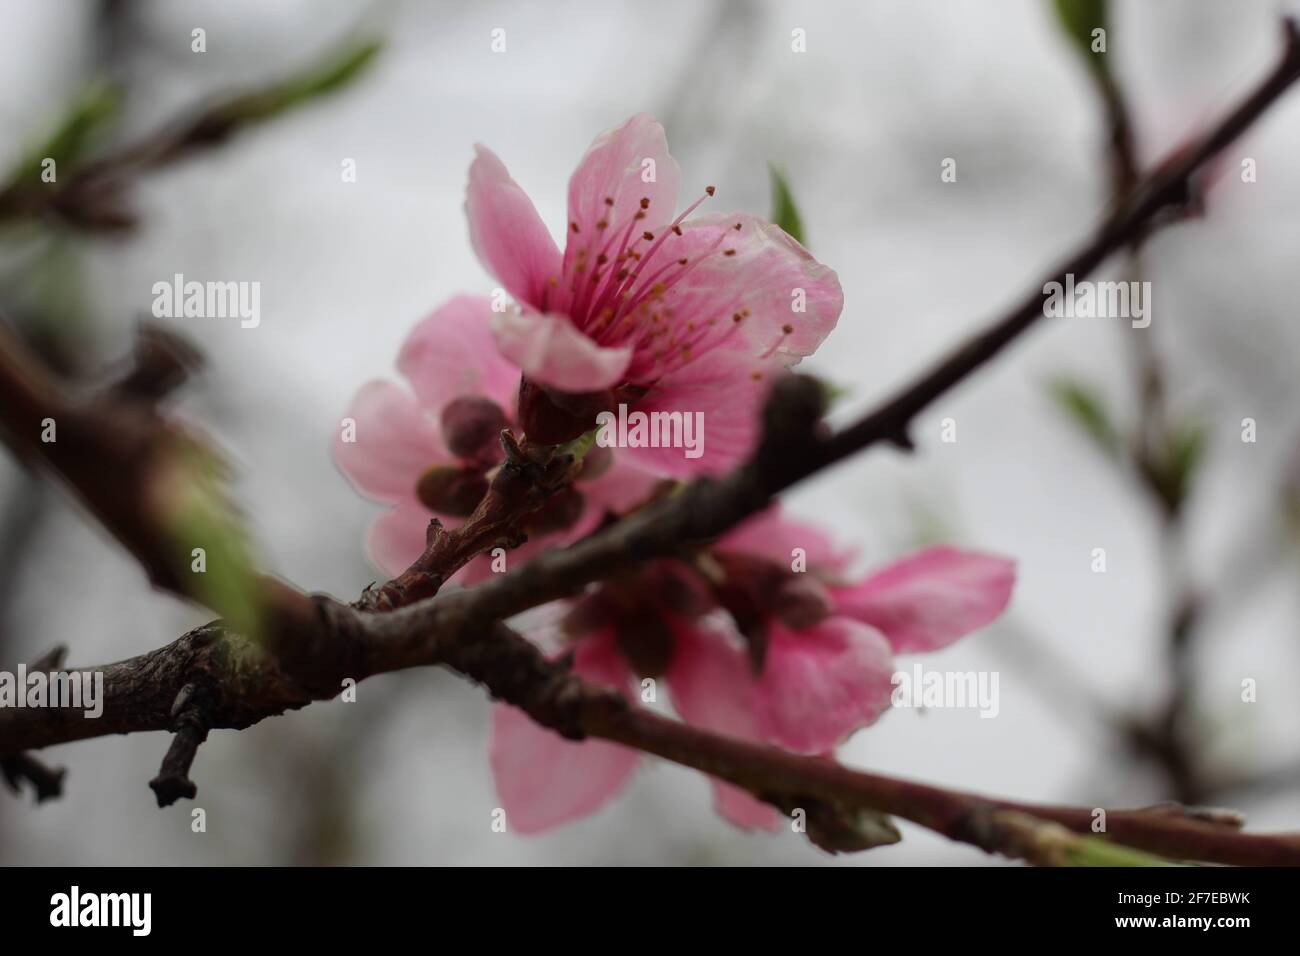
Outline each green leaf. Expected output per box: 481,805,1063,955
1162,419,1209,506
23,238,96,351
1060,836,1178,867
158,447,264,640
1049,0,1109,72
993,810,1179,866
559,427,599,463
216,37,383,126
1047,377,1120,456
6,82,121,187
768,164,806,247
817,376,852,409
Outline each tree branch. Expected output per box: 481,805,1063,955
0,751,66,803
0,645,68,802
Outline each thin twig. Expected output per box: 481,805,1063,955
147,682,212,807
0,37,381,232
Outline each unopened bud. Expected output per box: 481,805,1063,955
518,378,610,446
441,396,509,464
415,465,488,517
525,486,585,535
771,575,834,630
614,612,675,679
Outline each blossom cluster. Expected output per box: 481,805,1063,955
334,114,1014,832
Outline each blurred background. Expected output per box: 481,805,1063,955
2,0,1299,865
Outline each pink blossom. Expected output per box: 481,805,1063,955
332,295,658,579
465,114,844,475
489,506,1015,833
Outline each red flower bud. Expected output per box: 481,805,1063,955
771,575,834,630
525,486,586,535
614,611,675,679
440,396,509,465
415,465,488,517
517,378,611,446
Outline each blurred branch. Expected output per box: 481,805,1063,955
1050,0,1139,198
1051,0,1241,802
0,320,254,607
1,18,1299,864
0,478,50,649
0,37,381,232
0,751,66,803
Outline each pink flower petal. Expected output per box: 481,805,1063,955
713,781,782,831
397,295,521,415
566,114,682,263
622,213,842,383
366,500,435,577
490,309,632,393
489,631,640,833
465,145,563,311
667,616,760,738
666,618,782,832
577,454,661,515
715,505,856,576
753,619,896,754
832,548,1016,654
332,381,446,504
615,347,769,478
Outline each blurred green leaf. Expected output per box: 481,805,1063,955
1061,836,1178,867
905,497,955,550
217,37,383,126
6,82,121,187
1162,419,1209,506
768,164,806,247
817,376,852,409
21,238,97,365
160,447,263,640
1048,377,1121,456
1283,483,1300,543
994,810,1179,866
560,427,598,463
1050,0,1109,73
